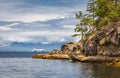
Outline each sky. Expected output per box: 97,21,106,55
0,0,88,52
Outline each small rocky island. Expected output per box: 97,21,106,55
33,21,120,67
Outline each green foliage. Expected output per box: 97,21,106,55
73,0,120,41
73,12,95,41
73,12,90,41
95,0,120,27
76,12,83,19
72,34,81,37
87,0,97,29
72,12,93,40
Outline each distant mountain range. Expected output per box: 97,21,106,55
32,48,45,52
0,42,67,52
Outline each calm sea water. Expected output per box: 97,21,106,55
0,52,120,78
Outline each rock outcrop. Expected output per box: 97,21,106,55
32,21,120,65
32,54,69,60
61,42,82,54
82,21,120,56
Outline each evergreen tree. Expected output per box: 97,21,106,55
72,12,88,41
73,0,120,41
87,0,96,30
95,0,120,27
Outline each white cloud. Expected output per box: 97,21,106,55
0,0,86,47
41,42,51,44
63,25,75,28
59,38,66,42
0,26,12,31
0,0,86,22
8,36,33,42
0,16,80,46
0,30,75,44
20,14,65,22
0,39,11,47
0,23,19,31
7,23,19,27
0,14,65,23
0,15,81,47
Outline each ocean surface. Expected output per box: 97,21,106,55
0,52,120,78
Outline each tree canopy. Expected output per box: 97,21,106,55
73,0,120,41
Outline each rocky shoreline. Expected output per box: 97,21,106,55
32,21,120,67
32,53,69,60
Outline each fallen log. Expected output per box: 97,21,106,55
69,54,116,63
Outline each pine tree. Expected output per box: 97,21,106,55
95,0,120,27
87,0,95,21
73,0,120,41
87,0,96,30
72,12,88,41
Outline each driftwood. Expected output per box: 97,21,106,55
80,56,115,63
69,53,115,63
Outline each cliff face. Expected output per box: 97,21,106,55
60,21,120,57
82,21,120,56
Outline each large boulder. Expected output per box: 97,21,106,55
61,42,82,54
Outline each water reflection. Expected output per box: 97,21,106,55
74,62,120,78
0,58,120,78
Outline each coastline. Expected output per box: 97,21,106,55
33,53,120,67
32,21,120,67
